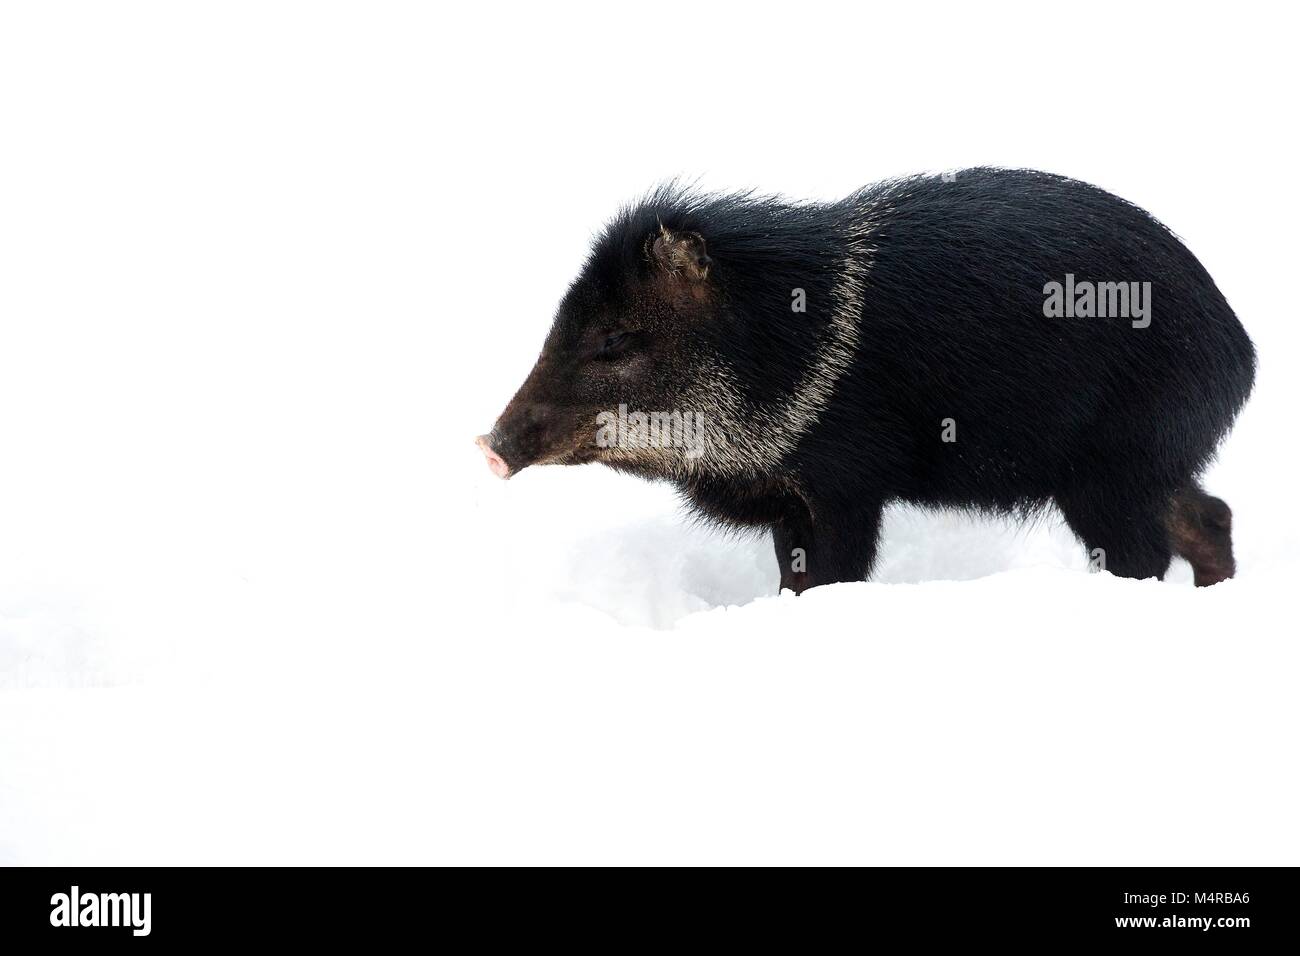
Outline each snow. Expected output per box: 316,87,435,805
1,4,1298,864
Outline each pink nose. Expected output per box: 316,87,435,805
476,435,511,479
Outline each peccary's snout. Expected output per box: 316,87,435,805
475,435,510,479
477,401,567,479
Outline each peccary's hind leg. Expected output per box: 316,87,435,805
1056,485,1173,581
772,499,883,594
1167,485,1236,586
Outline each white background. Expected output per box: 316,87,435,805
1,1,1297,863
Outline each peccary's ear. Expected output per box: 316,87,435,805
651,225,711,281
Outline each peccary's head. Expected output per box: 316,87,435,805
477,212,730,480
477,187,860,482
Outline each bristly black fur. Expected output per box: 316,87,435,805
485,168,1256,592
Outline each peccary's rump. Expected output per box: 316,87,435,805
479,168,1256,592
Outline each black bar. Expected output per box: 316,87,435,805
0,867,1293,944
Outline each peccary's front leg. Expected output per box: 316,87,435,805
773,500,883,594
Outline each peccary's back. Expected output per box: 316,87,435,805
817,169,1255,507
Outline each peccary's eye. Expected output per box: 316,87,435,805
595,330,637,360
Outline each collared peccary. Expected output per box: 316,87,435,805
477,168,1255,593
